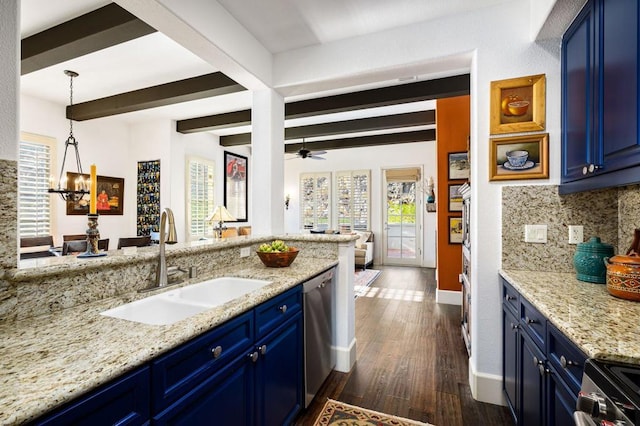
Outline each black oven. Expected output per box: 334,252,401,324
574,359,640,425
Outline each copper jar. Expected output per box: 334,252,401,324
605,254,640,301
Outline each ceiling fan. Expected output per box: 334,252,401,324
288,140,327,160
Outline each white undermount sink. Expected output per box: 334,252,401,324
100,277,272,325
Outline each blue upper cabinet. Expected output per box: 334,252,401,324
561,0,640,193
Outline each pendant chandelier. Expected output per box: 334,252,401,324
48,70,89,202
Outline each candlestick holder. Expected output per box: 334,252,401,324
78,213,107,258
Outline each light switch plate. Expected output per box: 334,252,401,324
240,247,250,257
524,224,547,243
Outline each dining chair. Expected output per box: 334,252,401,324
63,234,87,242
117,235,151,249
62,239,109,255
20,236,55,259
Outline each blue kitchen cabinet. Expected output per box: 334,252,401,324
34,366,151,426
501,278,586,426
561,0,640,193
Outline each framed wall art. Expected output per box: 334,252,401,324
224,151,248,222
448,151,470,180
489,133,549,181
449,216,463,244
448,184,463,212
490,74,546,134
66,172,124,215
136,160,160,236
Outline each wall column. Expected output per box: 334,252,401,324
251,89,285,235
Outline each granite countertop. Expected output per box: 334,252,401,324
0,257,338,425
500,269,640,364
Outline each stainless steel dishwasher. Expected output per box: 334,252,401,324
303,267,336,407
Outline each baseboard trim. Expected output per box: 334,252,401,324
436,288,462,305
468,362,506,406
333,338,357,373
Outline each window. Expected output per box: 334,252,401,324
186,157,215,239
300,172,331,230
18,133,56,238
336,170,370,231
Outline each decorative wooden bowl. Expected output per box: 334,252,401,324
256,247,299,268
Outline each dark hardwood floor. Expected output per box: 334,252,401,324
294,265,513,426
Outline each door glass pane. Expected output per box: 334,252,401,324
386,181,417,260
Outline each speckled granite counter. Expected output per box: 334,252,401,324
500,269,640,364
0,256,338,425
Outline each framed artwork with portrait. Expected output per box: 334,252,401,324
66,172,124,215
224,151,248,222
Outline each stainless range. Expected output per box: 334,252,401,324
574,359,640,426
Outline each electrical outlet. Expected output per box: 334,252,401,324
568,225,584,244
524,224,547,243
240,247,250,257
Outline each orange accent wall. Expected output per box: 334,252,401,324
436,95,470,292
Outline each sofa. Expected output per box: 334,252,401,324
353,230,374,269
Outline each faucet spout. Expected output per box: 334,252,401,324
156,208,178,287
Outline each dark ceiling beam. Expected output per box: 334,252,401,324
177,110,252,134
219,110,435,146
67,72,245,121
177,74,468,134
285,74,469,119
284,129,435,153
21,3,156,75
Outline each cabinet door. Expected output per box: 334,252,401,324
255,313,303,426
154,355,254,426
502,307,519,422
36,367,150,426
600,0,640,171
519,331,545,426
562,0,597,182
547,366,578,426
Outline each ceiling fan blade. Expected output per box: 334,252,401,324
309,155,326,160
310,150,327,155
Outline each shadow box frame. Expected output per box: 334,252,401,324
490,74,546,135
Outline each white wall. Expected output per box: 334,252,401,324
284,141,437,267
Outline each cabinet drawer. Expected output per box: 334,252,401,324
547,323,587,393
502,279,519,314
255,285,302,339
151,311,253,412
520,298,546,350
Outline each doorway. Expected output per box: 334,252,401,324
381,167,422,266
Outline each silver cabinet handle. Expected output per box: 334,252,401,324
510,323,519,331
525,316,537,324
533,356,543,366
279,304,287,314
504,294,515,302
560,355,579,369
259,345,267,355
211,345,222,358
248,351,259,363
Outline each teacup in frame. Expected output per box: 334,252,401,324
489,133,549,181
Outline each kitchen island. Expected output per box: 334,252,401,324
0,235,351,425
500,269,640,364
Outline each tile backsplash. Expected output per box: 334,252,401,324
501,184,639,272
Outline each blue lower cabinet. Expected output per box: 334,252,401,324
519,331,545,426
154,355,254,425
35,366,151,426
547,365,578,426
255,314,304,426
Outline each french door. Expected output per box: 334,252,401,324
382,168,422,266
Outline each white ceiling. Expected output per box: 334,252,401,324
19,0,515,129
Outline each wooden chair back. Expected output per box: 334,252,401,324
221,228,238,238
62,239,109,255
238,226,252,236
117,236,151,249
19,236,54,259
63,234,87,242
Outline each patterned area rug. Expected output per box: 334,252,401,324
313,399,433,426
354,269,381,298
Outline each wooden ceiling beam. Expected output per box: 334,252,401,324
179,74,467,135
67,72,245,121
219,110,435,146
284,130,435,153
21,3,156,75
177,110,252,134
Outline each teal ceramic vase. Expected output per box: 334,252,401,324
573,236,614,284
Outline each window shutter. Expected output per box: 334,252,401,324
187,158,215,239
18,139,52,237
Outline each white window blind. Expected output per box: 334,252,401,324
337,170,371,231
186,157,215,239
18,134,55,238
300,172,331,230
